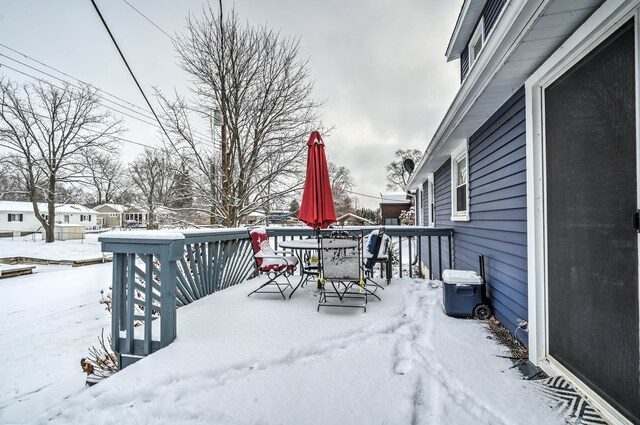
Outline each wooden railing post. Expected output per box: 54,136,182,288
100,232,185,368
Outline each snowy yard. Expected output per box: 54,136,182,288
0,252,567,424
0,233,105,261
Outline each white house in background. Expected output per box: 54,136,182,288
94,203,126,228
123,206,149,228
0,201,98,233
55,204,98,229
0,201,47,233
244,211,266,225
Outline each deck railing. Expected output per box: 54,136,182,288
100,225,453,368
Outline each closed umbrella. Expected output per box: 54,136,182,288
298,131,336,229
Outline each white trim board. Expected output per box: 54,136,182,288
525,0,640,423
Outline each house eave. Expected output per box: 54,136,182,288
408,0,605,191
445,0,489,61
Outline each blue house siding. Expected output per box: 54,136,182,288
420,87,527,343
460,0,507,82
461,48,470,82
484,0,507,35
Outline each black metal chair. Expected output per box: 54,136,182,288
363,227,392,289
317,236,367,312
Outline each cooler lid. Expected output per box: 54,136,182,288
442,269,483,285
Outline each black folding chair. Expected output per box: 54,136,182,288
317,236,367,312
363,227,391,290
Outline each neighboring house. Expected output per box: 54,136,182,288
335,213,371,226
0,201,98,232
407,0,639,422
245,211,266,225
94,204,126,228
379,192,411,225
123,206,149,228
0,201,47,233
55,204,98,229
266,210,293,225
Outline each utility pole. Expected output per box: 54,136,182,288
219,0,229,227
210,110,222,225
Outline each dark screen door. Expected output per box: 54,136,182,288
545,21,640,423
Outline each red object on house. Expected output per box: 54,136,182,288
298,131,336,229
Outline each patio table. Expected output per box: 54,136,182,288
279,238,358,298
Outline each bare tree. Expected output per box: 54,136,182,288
0,155,29,200
0,78,121,242
155,5,323,226
79,148,129,206
385,149,423,191
329,162,355,216
129,148,178,229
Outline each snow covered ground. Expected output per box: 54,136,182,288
0,263,112,424
0,233,105,261
0,256,566,424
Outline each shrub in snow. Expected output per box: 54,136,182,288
399,206,415,225
81,329,118,386
84,276,161,383
99,287,112,313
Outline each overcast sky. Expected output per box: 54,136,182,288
0,0,462,209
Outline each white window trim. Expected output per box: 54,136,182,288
525,2,638,423
468,17,485,71
427,173,435,227
415,188,422,227
451,142,470,222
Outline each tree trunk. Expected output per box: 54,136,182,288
45,176,56,243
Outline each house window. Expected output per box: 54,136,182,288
385,217,400,225
80,215,92,222
64,215,70,223
7,213,23,222
427,174,435,227
468,18,485,69
451,143,469,221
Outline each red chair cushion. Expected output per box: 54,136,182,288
250,228,297,272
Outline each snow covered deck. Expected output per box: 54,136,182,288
46,277,563,423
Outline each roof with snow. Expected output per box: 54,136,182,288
94,203,126,213
335,213,371,224
0,201,97,214
379,192,411,204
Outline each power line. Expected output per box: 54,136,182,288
0,88,162,152
0,60,220,149
0,62,162,128
0,53,158,123
121,0,174,41
0,42,151,115
90,0,173,146
0,40,220,148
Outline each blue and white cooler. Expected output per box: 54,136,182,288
441,269,491,319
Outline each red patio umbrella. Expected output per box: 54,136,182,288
298,131,336,229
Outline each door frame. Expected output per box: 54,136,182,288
526,0,640,423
